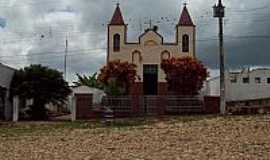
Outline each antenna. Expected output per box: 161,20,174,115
144,17,153,29
149,17,152,29
139,17,143,33
64,35,68,80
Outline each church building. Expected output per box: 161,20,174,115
107,4,196,95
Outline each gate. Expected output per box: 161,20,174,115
165,96,204,114
142,96,165,115
75,94,93,119
102,95,204,117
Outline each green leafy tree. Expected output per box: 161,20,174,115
74,72,123,96
10,64,71,120
74,73,103,89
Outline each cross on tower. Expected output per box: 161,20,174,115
183,2,187,6
183,0,192,7
112,0,120,6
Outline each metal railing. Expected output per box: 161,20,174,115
102,95,204,116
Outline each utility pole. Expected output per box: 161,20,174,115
64,35,68,80
213,0,226,114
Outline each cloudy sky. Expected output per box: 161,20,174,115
0,0,270,82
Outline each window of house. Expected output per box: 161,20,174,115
255,77,261,84
243,77,249,84
182,34,189,52
113,34,120,52
267,78,270,84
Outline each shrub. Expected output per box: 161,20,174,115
161,57,208,95
10,64,71,120
98,60,137,95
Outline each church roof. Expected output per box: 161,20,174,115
178,6,195,26
109,4,125,25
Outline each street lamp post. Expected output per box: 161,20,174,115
213,0,226,114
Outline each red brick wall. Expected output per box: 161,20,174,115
130,82,143,95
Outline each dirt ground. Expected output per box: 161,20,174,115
0,115,270,160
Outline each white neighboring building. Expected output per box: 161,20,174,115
0,63,16,120
46,86,106,112
205,68,270,101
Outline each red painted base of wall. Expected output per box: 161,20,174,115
204,96,220,114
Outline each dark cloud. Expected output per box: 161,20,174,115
0,0,270,81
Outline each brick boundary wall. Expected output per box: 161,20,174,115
204,96,220,114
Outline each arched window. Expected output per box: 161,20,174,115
182,34,189,52
132,50,142,64
113,34,120,52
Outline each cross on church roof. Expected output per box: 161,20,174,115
183,2,187,6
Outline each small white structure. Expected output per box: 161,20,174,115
0,63,16,120
71,86,106,105
205,68,270,101
69,85,106,121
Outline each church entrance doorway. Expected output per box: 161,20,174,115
143,65,158,95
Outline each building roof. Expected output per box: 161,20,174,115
0,63,16,89
178,6,195,26
109,4,125,25
0,63,16,71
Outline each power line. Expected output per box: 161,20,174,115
0,34,270,60
227,3,270,13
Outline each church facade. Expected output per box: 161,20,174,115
107,4,196,95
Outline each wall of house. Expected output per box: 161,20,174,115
0,63,16,120
108,25,195,83
205,69,270,101
0,64,15,89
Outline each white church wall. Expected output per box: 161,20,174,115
108,28,194,82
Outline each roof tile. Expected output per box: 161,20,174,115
110,5,125,25
178,6,195,26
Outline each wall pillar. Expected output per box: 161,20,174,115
12,96,19,122
71,96,76,121
158,82,168,95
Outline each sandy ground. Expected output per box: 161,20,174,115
0,115,270,160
